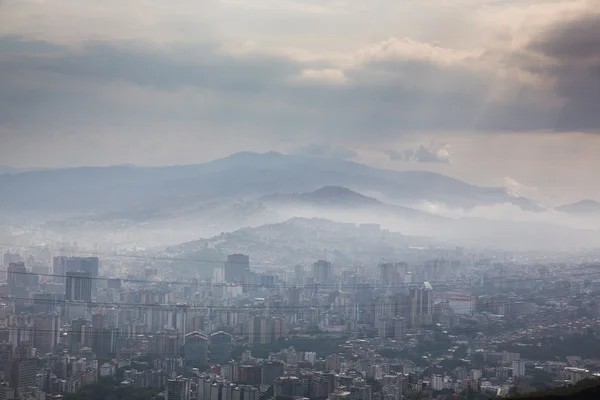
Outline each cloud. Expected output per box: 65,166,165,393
524,7,600,131
417,200,600,232
504,177,552,207
0,35,558,142
385,143,451,163
296,69,348,85
292,143,357,159
1,0,600,168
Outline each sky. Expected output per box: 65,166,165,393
0,0,599,203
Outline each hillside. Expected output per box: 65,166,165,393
509,379,600,399
0,151,539,217
556,200,600,215
260,185,382,207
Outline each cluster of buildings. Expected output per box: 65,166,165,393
1,248,600,399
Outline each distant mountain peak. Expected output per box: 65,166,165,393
227,150,285,159
556,199,600,214
261,186,381,207
311,185,369,197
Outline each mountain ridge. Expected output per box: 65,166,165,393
0,151,543,215
260,185,382,207
556,199,600,214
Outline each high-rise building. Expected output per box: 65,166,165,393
210,331,233,364
430,375,444,391
0,383,14,400
4,359,37,394
350,378,372,400
3,252,22,267
65,257,99,278
270,317,286,343
423,259,449,281
244,269,257,292
393,317,405,340
325,355,342,372
409,282,434,327
287,287,302,307
0,343,13,365
294,265,305,280
33,293,65,314
224,254,249,283
274,376,303,399
248,316,268,345
305,352,316,365
238,365,262,386
261,361,284,387
66,271,92,302
66,257,99,295
52,256,68,283
377,318,393,339
512,360,525,377
33,313,60,354
166,376,191,400
91,313,107,354
7,262,27,296
248,316,286,344
171,305,188,335
378,263,408,287
312,260,333,286
312,372,335,398
232,385,258,400
69,318,88,351
95,327,120,356
182,331,209,368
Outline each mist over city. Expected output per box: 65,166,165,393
1,0,600,399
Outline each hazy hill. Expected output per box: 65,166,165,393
0,152,541,217
165,217,425,267
509,378,600,399
556,200,600,214
260,186,382,207
258,186,441,223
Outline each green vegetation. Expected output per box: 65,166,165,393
528,369,557,392
440,358,469,371
377,348,402,359
63,378,162,400
241,336,346,359
259,385,274,400
499,332,600,361
508,378,600,399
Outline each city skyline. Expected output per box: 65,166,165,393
1,1,600,399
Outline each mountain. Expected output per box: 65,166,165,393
165,211,600,264
556,200,600,214
0,165,46,174
258,186,441,224
256,187,600,250
260,186,382,207
164,217,434,268
0,151,540,217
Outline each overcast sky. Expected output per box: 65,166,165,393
0,0,599,202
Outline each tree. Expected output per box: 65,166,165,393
260,386,274,400
467,384,475,400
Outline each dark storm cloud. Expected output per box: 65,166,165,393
527,12,600,131
529,14,600,61
2,41,300,92
0,34,572,143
